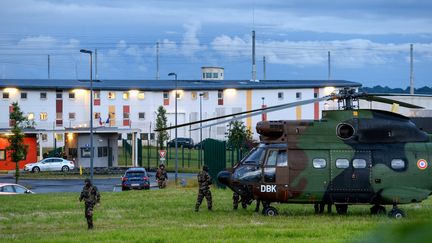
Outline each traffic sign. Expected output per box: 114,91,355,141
159,150,166,161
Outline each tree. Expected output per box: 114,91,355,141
226,120,253,161
155,106,169,149
7,102,34,183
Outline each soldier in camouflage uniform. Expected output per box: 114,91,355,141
156,163,168,189
79,178,101,229
232,192,247,210
195,165,212,212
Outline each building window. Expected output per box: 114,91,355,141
217,90,223,99
138,91,145,100
20,92,27,99
202,73,205,79
163,91,169,99
56,113,62,119
203,92,209,100
191,92,197,100
123,112,130,119
108,92,116,100
278,92,284,100
163,91,169,106
98,147,107,157
205,73,212,78
296,92,302,99
56,92,62,99
138,112,145,119
2,92,9,99
40,112,48,121
40,92,47,99
27,113,34,120
94,91,100,99
213,73,218,78
69,92,75,99
55,133,63,142
69,112,76,120
314,92,318,98
41,134,48,141
0,149,5,160
336,159,350,169
122,92,129,100
218,90,223,105
80,147,92,158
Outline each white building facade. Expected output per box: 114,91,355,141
0,79,361,148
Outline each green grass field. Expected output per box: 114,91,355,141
1,187,432,242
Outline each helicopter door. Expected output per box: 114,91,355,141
259,149,289,202
330,150,372,202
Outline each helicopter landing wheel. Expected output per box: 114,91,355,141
388,206,405,219
335,204,348,215
370,205,386,215
263,206,278,216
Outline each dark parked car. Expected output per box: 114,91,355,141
167,137,194,149
121,167,150,191
194,138,212,149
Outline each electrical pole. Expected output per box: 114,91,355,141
156,42,160,80
252,30,256,81
410,44,414,95
328,51,331,80
263,56,266,80
48,55,50,79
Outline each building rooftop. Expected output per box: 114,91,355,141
0,79,361,91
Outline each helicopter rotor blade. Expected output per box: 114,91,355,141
360,95,423,109
190,96,331,131
155,95,331,132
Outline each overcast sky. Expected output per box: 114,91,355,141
0,0,431,88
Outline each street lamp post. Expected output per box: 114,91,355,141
168,72,178,184
80,49,94,182
199,92,204,168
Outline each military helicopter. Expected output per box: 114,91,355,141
157,88,432,218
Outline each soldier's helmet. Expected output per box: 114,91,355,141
159,163,165,168
84,178,92,185
203,165,209,172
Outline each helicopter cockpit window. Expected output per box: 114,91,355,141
313,158,326,169
266,150,278,166
276,151,288,167
391,159,405,170
241,147,265,165
336,159,349,169
353,159,367,169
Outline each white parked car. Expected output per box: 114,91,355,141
24,157,75,172
0,183,34,195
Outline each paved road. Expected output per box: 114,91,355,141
0,172,196,193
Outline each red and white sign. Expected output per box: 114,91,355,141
417,159,428,170
159,150,166,161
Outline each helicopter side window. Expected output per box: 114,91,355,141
391,159,405,170
313,158,327,169
353,159,367,168
336,159,349,169
276,151,288,167
266,150,278,166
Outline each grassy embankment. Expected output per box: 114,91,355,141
1,186,432,242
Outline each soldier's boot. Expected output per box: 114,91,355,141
87,217,93,230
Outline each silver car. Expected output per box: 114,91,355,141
0,183,34,195
24,157,75,172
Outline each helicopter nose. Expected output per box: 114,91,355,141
217,171,231,186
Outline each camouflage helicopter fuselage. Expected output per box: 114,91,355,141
219,109,432,209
